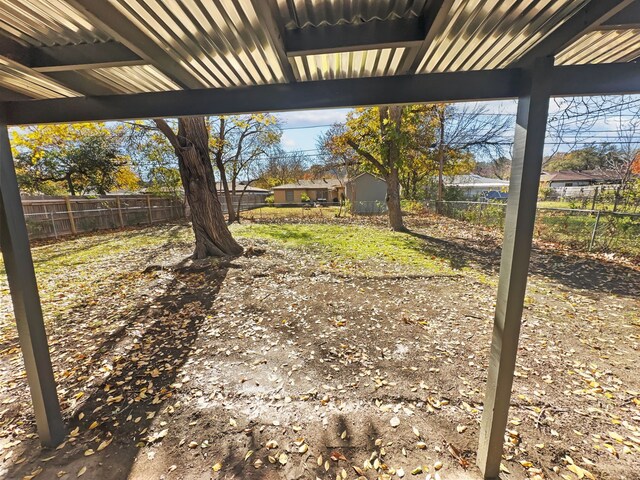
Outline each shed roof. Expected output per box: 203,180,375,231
0,0,639,113
346,172,386,184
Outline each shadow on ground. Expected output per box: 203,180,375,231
4,258,230,480
407,229,640,298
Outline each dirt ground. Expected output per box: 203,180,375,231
0,214,638,480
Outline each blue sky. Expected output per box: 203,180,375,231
272,97,640,162
274,101,518,161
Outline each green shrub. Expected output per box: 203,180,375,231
401,199,424,213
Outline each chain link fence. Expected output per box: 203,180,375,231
430,200,640,259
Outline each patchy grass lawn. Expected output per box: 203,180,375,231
233,223,458,275
243,206,345,220
0,217,639,480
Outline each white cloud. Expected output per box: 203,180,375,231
276,108,350,127
281,136,297,148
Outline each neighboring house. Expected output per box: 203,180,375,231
539,170,625,198
272,178,344,204
215,182,270,199
539,170,622,188
446,174,510,199
345,172,387,213
214,182,270,211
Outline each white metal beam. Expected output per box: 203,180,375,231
515,0,636,67
0,114,65,447
64,0,203,89
476,57,552,479
397,0,456,75
248,0,297,83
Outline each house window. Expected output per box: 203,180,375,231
285,190,294,202
316,189,326,200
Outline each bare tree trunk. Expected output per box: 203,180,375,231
380,106,406,231
386,167,405,231
66,173,76,196
215,156,236,223
436,107,446,213
211,118,236,224
154,117,243,258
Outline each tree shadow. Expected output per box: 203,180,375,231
405,230,499,272
406,229,640,298
4,258,230,480
27,227,171,266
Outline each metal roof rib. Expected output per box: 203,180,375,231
0,0,111,46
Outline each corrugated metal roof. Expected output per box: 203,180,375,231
0,0,111,46
556,29,640,65
292,47,407,81
277,0,429,29
416,0,590,73
107,0,287,88
79,65,181,94
0,57,79,98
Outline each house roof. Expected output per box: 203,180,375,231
214,183,270,194
540,170,622,183
272,178,343,190
447,174,510,188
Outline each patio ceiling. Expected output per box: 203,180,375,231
0,0,638,121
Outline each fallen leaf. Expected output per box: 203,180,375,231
97,438,112,451
331,451,347,462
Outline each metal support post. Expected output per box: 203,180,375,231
477,57,552,479
0,119,65,447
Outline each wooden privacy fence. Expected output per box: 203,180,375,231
219,193,269,214
21,195,185,240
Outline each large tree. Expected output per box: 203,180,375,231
13,123,137,195
254,150,308,189
543,145,611,172
428,104,511,201
154,117,243,258
323,106,413,230
209,114,281,222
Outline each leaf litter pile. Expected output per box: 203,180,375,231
0,215,638,480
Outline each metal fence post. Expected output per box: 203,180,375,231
64,196,77,234
589,211,601,252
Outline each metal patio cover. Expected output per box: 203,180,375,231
0,1,639,480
